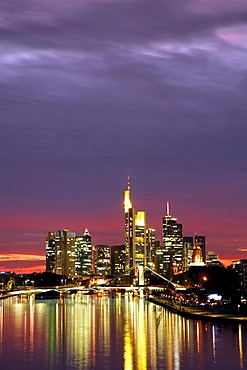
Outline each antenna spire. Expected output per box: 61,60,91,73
127,175,130,191
166,201,170,216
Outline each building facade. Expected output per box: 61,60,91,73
157,202,183,275
146,228,156,268
135,211,147,265
111,245,126,276
231,260,247,290
195,234,206,263
183,236,194,271
93,245,111,275
124,177,135,271
46,229,76,277
75,228,92,276
124,178,153,273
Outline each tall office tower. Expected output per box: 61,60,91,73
124,177,135,271
135,211,147,265
195,234,206,263
154,240,161,271
190,239,205,266
111,245,126,276
94,245,111,276
206,251,222,266
161,202,183,275
146,228,156,268
46,229,76,277
230,260,247,289
75,228,92,276
46,232,56,273
183,236,194,271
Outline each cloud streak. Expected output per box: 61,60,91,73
0,254,45,262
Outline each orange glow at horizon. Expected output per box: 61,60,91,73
0,254,45,274
0,254,45,262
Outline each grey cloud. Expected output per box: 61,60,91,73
1,0,247,51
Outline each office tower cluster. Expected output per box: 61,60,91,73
124,178,207,278
46,229,126,278
46,229,92,277
45,178,211,279
124,177,157,273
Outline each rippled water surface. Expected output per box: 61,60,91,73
0,294,246,370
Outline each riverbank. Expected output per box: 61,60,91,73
147,297,247,324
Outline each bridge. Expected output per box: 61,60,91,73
0,264,184,300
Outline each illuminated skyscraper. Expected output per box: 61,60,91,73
124,177,135,271
146,228,156,268
46,229,76,277
93,245,111,275
135,211,147,265
75,228,92,275
46,233,56,273
190,239,205,266
195,234,206,263
111,245,126,276
159,202,183,275
183,236,194,271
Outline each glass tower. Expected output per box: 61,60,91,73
75,228,92,275
135,211,147,265
124,177,135,271
46,229,76,278
159,202,183,275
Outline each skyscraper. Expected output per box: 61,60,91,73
124,177,135,271
46,229,76,277
146,228,156,268
93,245,111,275
195,234,206,263
183,236,194,271
135,211,147,265
159,202,183,275
46,233,56,273
75,228,92,275
190,239,205,266
111,245,126,276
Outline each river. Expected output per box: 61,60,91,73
0,293,246,370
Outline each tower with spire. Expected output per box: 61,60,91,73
124,176,135,271
75,228,92,275
157,202,183,275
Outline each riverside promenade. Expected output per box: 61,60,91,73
147,297,247,324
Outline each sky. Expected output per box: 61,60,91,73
1,0,247,273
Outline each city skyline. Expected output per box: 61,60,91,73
1,0,247,272
0,178,244,273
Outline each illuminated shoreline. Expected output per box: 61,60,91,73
147,297,247,324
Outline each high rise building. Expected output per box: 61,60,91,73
46,233,56,273
146,228,156,268
206,251,222,266
195,234,206,263
124,177,135,271
93,245,111,275
111,245,126,276
158,202,183,275
75,228,92,276
183,236,194,271
135,211,147,265
46,229,76,277
230,260,247,290
190,239,205,267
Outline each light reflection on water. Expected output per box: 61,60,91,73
0,294,246,370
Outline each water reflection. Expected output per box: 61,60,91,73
0,294,246,370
